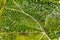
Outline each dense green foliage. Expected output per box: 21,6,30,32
0,0,60,40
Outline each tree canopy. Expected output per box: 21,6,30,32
0,0,60,40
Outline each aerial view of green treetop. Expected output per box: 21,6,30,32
0,0,60,40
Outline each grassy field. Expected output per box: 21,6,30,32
0,0,60,40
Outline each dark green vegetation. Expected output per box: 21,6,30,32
0,0,60,40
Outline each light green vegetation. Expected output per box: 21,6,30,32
0,0,60,40
0,0,6,16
